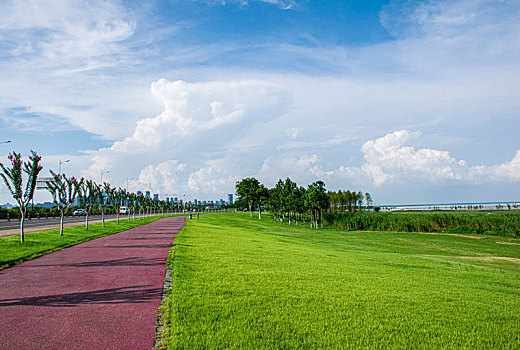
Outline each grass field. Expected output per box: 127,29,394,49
0,215,180,270
158,213,520,349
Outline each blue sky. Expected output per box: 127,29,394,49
0,0,519,205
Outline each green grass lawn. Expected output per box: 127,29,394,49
0,215,181,270
159,213,520,349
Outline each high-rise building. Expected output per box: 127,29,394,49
228,194,233,204
136,190,143,196
145,191,150,198
174,197,178,202
194,199,198,205
153,193,159,200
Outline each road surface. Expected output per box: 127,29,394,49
0,212,180,237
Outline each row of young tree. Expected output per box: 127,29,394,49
235,177,373,229
328,190,373,213
0,151,181,243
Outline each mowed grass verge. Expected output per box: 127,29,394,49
159,213,520,349
0,215,182,270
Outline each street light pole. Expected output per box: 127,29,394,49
100,170,110,184
58,159,70,175
127,177,134,192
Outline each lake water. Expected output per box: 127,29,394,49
379,201,520,211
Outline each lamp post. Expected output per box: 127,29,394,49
127,177,134,192
100,170,110,184
58,159,70,175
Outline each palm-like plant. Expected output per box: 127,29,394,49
46,171,82,236
104,185,118,223
79,179,98,230
117,188,127,224
128,192,136,221
98,183,108,227
0,151,43,242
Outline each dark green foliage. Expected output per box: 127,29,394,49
324,211,520,237
328,189,365,213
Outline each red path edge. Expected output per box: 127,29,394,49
0,216,185,350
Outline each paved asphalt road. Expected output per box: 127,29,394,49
0,216,185,350
0,214,122,232
0,213,180,236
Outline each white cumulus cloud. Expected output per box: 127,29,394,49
82,78,292,195
335,130,520,187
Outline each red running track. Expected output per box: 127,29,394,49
0,216,185,350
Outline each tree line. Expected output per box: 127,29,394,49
0,151,200,242
236,177,373,229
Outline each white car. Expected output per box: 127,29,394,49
73,209,86,216
119,206,129,214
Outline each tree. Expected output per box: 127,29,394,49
282,177,297,224
0,151,43,242
106,187,125,224
328,191,339,213
128,192,137,221
136,194,145,219
256,184,269,219
343,190,352,213
46,171,82,236
100,182,112,227
236,177,260,218
356,191,364,212
267,179,284,221
117,188,128,223
78,179,98,230
293,186,306,225
365,192,373,211
305,181,329,229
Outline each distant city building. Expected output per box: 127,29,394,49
194,199,198,205
228,194,233,204
153,193,159,200
145,191,150,198
174,197,178,202
136,190,143,196
166,197,170,203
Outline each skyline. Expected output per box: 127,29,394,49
1,0,519,205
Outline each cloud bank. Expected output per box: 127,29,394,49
1,0,519,205
81,74,520,202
